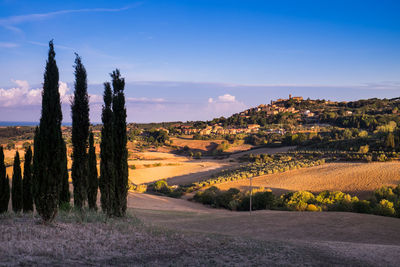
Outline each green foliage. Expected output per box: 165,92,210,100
144,129,169,146
375,199,396,216
71,54,90,210
193,186,221,206
111,69,128,217
11,151,23,213
0,146,10,213
22,146,33,212
33,41,64,222
148,180,183,198
99,82,115,217
283,191,315,211
87,131,98,210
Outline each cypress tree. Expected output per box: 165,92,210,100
59,139,70,206
100,82,115,216
71,54,90,209
111,70,128,217
22,146,33,212
0,146,10,213
11,151,23,213
87,131,98,210
33,40,64,222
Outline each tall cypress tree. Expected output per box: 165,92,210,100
22,146,33,212
100,82,115,216
111,70,128,217
0,146,10,213
59,139,70,206
33,40,64,222
71,54,90,210
87,131,98,210
11,151,23,213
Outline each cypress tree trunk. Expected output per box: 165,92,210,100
11,151,23,213
0,146,10,213
22,146,34,212
87,131,98,210
33,40,64,222
111,70,128,217
59,139,70,207
100,82,115,216
71,54,90,210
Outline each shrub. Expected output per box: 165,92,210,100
216,188,240,209
283,191,315,211
375,199,396,216
252,191,276,210
151,180,172,194
353,200,372,214
306,204,320,212
193,186,221,206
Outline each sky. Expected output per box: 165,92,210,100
0,0,399,123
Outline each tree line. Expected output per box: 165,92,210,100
0,40,128,222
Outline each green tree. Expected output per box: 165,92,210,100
33,40,64,222
100,82,115,216
71,54,90,209
11,151,23,213
111,70,128,217
87,131,98,210
0,146,10,213
59,139,70,206
22,146,33,212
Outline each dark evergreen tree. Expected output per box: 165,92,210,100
22,146,33,212
11,151,23,213
33,40,64,222
87,131,98,210
111,70,128,217
71,54,90,209
59,139,70,206
100,82,115,216
0,146,10,213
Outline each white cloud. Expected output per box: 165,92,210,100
217,94,236,103
0,80,72,107
206,94,246,118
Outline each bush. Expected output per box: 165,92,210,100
193,186,221,206
285,191,315,211
252,191,276,210
353,200,372,214
375,199,396,216
216,188,240,209
306,204,320,212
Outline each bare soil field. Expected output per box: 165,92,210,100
128,151,233,185
170,137,223,152
214,162,400,199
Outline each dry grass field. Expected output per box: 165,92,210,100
2,193,400,266
214,161,400,199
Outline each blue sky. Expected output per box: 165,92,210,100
0,0,399,122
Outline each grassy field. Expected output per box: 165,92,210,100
2,193,400,266
213,161,400,199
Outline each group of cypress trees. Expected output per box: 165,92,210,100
0,146,34,214
0,40,128,222
99,71,128,217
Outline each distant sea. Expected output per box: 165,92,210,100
0,121,72,127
